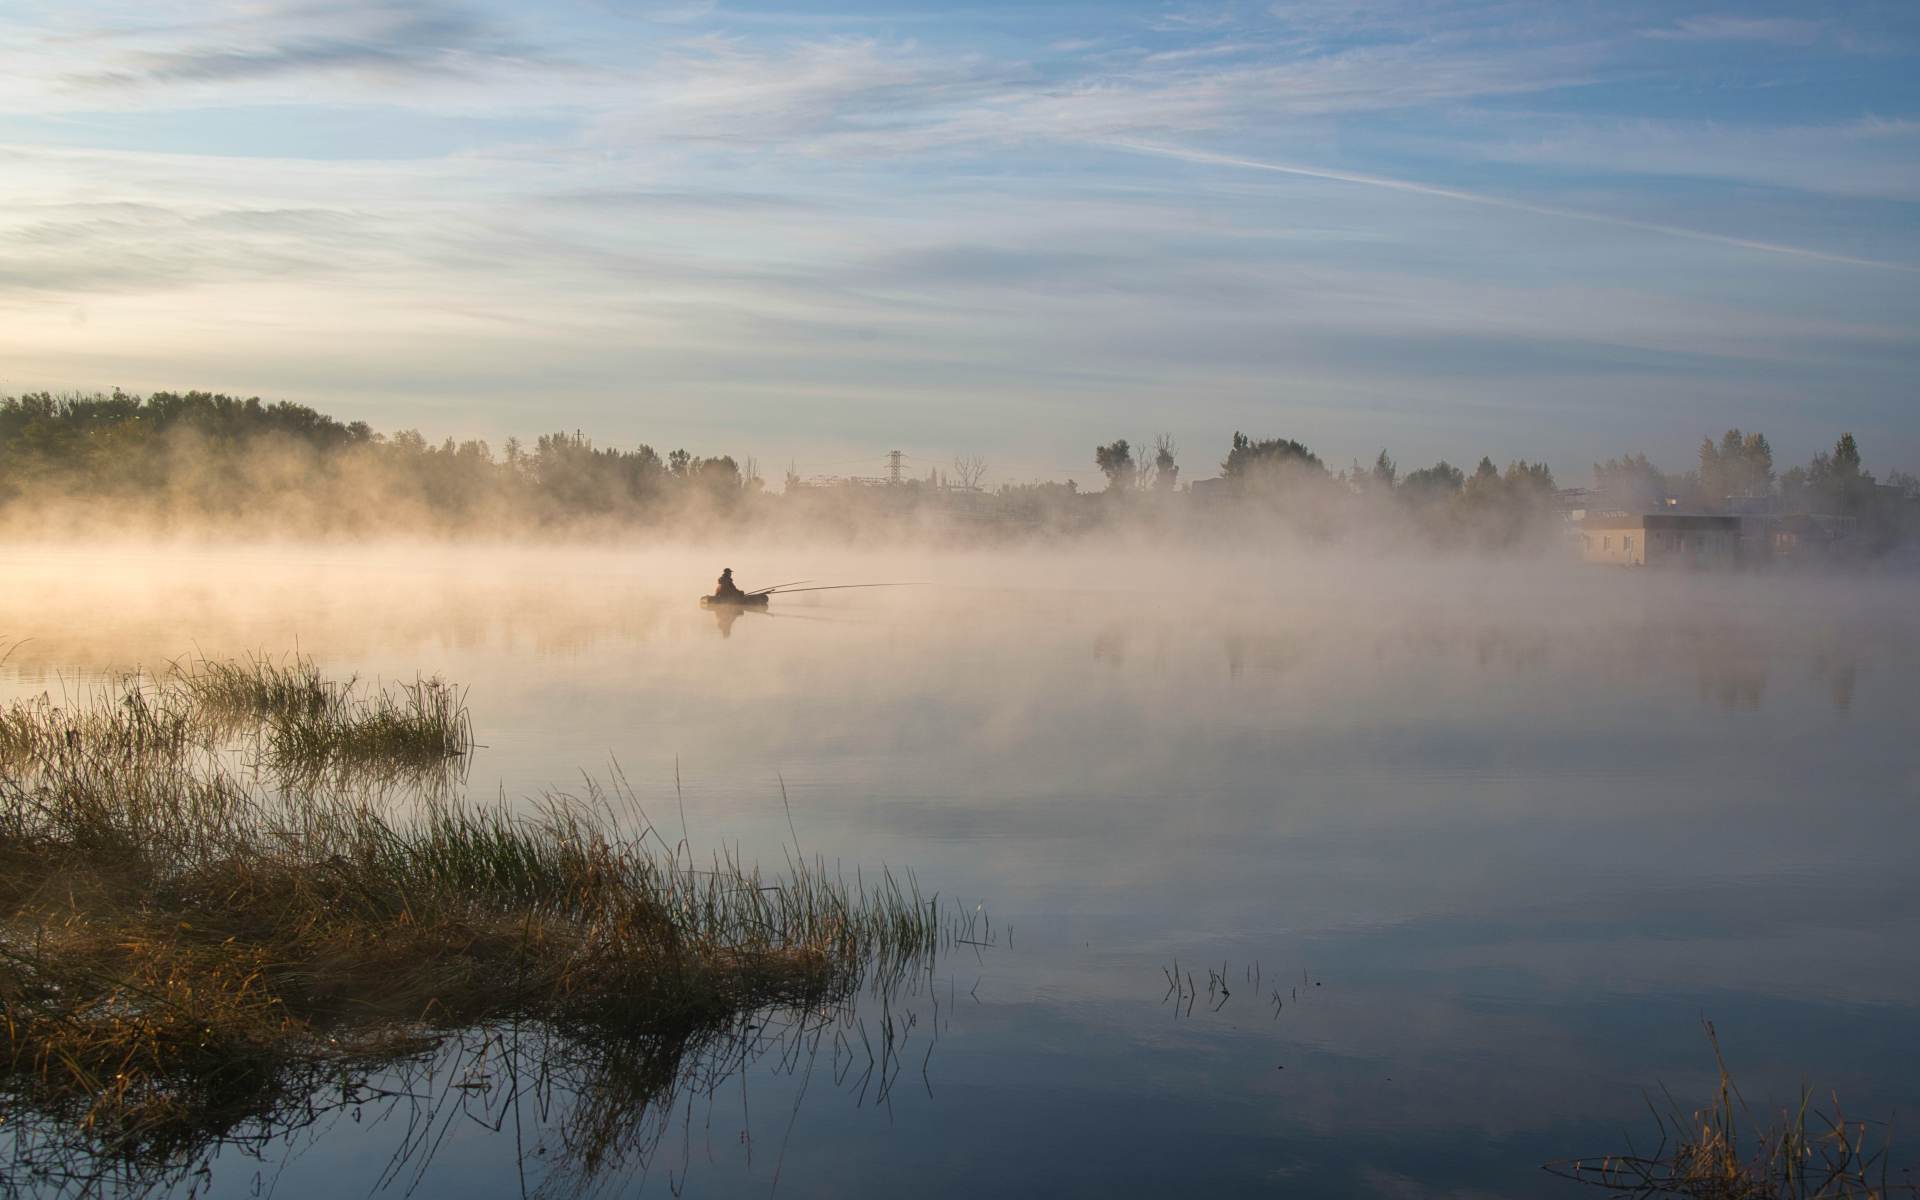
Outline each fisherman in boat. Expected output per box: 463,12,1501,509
713,568,748,603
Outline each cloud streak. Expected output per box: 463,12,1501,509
0,0,1914,472
1100,140,1920,272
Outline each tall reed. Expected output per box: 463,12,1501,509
1547,1022,1917,1199
0,668,947,1190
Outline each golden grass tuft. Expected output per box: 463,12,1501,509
0,664,946,1191
1547,1022,1918,1199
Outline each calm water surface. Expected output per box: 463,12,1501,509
3,544,1916,1198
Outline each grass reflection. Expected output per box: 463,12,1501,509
1547,1022,1918,1199
0,660,954,1197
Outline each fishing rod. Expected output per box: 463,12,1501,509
757,583,924,596
746,579,810,596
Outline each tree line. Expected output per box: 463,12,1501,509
2,388,1914,547
1593,428,1908,519
0,391,756,533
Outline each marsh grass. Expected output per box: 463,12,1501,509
1,655,471,790
0,681,196,773
173,652,342,727
1547,1023,1918,1199
175,652,473,771
0,676,945,1194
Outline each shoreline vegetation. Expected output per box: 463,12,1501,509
2,390,1914,552
1548,1024,1918,1200
0,656,949,1194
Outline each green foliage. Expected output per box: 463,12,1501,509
0,390,754,532
1094,439,1136,491
1222,432,1324,484
1595,451,1670,495
1399,460,1464,503
1699,428,1775,500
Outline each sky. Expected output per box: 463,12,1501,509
0,0,1916,487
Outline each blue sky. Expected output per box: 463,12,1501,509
0,0,1915,485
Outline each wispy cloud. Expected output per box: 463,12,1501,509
1430,114,1920,201
61,1,537,89
1100,139,1920,271
1638,15,1826,45
1149,5,1240,32
0,0,1913,468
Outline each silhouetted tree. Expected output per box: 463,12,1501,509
1807,432,1873,513
1698,429,1776,500
1094,440,1136,491
1151,435,1178,492
1221,433,1325,497
1400,461,1464,504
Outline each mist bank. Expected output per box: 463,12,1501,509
3,390,1916,557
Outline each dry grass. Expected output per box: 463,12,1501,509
0,680,195,772
175,651,473,771
0,655,472,793
0,666,945,1193
1547,1022,1918,1199
173,651,340,727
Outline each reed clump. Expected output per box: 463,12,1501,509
0,678,942,1182
0,683,196,773
1547,1023,1918,1199
174,652,473,769
1,655,472,785
174,651,342,727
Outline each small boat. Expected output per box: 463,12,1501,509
700,593,768,609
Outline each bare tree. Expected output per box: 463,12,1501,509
1151,434,1178,492
952,453,989,491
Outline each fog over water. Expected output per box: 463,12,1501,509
3,542,1917,1196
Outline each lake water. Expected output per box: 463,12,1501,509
3,543,1917,1198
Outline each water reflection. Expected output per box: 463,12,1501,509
1,546,1916,1196
2,993,953,1199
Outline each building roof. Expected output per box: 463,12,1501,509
1579,513,1740,531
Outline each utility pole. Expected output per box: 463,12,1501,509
888,450,903,485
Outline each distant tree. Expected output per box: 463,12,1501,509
1371,449,1396,491
1594,452,1666,494
994,478,1083,527
1807,432,1873,512
1504,459,1555,494
1400,461,1464,504
1457,458,1556,546
1739,431,1774,493
1094,440,1136,491
1698,429,1776,500
1221,433,1325,495
1151,434,1178,492
953,453,989,491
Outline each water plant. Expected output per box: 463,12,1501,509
1546,1022,1917,1199
0,680,196,772
174,651,473,769
0,668,948,1194
1,655,472,784
173,650,343,727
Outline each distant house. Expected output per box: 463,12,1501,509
1579,513,1741,567
1769,513,1858,559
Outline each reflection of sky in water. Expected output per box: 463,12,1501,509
2,545,1916,1196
